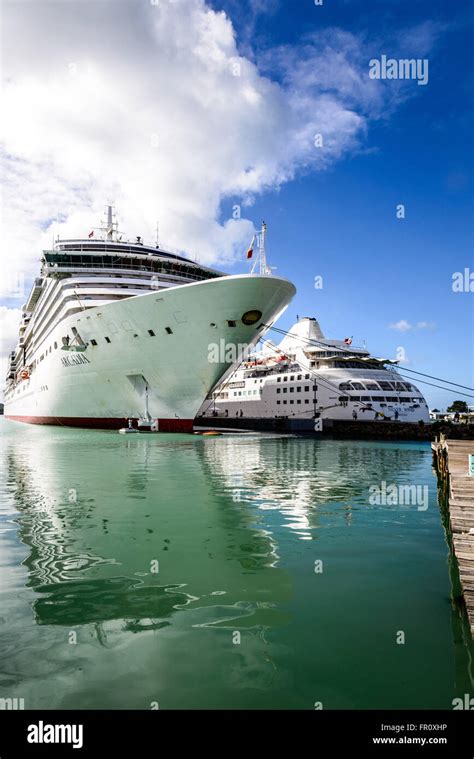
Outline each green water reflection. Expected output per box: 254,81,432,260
0,419,472,709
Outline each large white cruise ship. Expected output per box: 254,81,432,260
198,316,430,429
3,208,295,431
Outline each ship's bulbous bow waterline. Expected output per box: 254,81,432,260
5,274,296,429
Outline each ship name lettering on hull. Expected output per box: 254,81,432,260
61,354,91,368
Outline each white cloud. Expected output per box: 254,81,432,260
389,319,413,332
416,321,436,330
0,2,391,279
397,20,446,57
0,0,440,367
0,306,23,384
389,319,436,332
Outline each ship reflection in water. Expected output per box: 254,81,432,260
0,420,472,710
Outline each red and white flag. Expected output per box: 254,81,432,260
344,336,353,345
246,234,255,260
88,230,94,238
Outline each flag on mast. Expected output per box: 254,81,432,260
88,230,94,238
246,234,255,259
344,336,353,345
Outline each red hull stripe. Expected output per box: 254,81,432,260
5,415,194,433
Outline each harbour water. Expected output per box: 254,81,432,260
0,418,472,710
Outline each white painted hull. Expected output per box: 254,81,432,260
202,393,430,423
4,274,295,429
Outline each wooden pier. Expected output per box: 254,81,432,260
432,435,474,636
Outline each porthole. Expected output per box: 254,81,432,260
241,310,262,326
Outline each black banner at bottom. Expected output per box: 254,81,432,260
0,710,472,757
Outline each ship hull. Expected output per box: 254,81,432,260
4,415,194,431
4,274,295,429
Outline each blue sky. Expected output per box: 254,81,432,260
1,0,472,410
212,0,474,409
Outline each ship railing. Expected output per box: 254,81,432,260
42,262,214,282
54,239,203,262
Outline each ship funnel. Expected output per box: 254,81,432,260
278,317,325,353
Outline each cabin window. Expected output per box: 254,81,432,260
304,386,310,391
277,389,281,394
105,337,111,343
227,320,237,328
290,387,294,393
297,387,301,392
313,385,317,391
305,374,310,379
165,327,173,334
54,342,57,349
277,401,281,405
283,376,288,382
297,375,302,380
283,388,287,394
305,400,309,404
90,339,98,346
290,400,294,404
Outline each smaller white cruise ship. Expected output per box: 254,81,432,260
198,316,430,429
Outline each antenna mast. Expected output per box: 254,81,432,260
106,205,114,240
251,221,270,275
259,221,267,275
